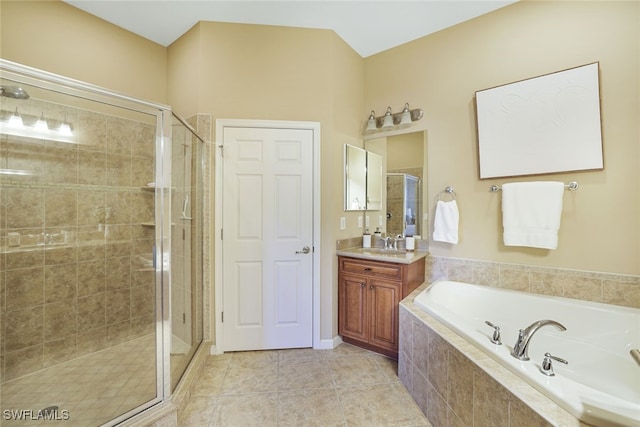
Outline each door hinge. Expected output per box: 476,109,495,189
218,144,224,158
221,229,223,240
221,312,224,322
182,312,186,323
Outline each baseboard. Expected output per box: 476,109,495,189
315,335,342,350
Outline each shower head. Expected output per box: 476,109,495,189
0,85,30,99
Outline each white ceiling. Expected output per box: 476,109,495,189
63,0,517,58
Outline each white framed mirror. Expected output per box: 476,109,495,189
344,144,367,211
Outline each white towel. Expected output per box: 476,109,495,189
433,200,459,244
502,181,565,250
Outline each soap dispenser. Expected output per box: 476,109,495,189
363,228,371,248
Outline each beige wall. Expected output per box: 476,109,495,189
167,22,365,340
3,0,638,348
365,0,640,276
0,1,167,103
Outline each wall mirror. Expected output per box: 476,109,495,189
344,144,367,210
365,131,427,238
344,145,384,211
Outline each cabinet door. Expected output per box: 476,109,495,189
368,278,400,352
339,274,368,341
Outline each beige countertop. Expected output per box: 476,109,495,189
336,247,428,265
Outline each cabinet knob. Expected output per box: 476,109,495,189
370,285,375,290
360,283,365,288
364,267,372,271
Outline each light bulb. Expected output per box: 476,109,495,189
381,107,394,130
8,108,23,128
364,110,377,133
58,121,73,137
35,113,48,132
399,103,412,128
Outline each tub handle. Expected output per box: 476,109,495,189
540,352,568,377
484,321,502,345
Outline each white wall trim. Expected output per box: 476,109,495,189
214,119,322,354
317,335,343,350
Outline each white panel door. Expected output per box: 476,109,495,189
222,127,313,351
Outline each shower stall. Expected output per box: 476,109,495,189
386,173,421,238
0,60,205,426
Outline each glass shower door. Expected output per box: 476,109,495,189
0,66,163,426
169,114,204,391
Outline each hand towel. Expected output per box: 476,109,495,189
502,181,565,250
433,200,459,244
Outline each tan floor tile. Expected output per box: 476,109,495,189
210,393,278,427
220,362,278,395
277,359,334,391
179,396,216,427
278,347,325,362
338,383,430,427
191,364,228,397
1,334,157,427
329,355,390,387
278,388,344,427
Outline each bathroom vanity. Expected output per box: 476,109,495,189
337,248,426,359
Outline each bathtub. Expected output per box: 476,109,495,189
413,280,640,427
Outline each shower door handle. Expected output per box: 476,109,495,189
296,246,311,254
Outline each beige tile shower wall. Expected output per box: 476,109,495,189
0,99,157,382
426,256,640,309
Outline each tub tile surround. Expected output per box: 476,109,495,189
427,256,640,309
399,293,597,427
0,95,157,383
402,256,638,425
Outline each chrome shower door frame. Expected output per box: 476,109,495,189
0,59,173,424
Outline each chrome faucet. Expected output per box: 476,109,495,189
383,236,395,250
511,319,567,361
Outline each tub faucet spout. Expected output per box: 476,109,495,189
511,319,566,361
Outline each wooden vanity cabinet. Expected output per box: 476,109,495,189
338,255,425,359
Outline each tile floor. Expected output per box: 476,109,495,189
1,334,156,427
179,343,431,427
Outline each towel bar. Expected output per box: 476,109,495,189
489,181,579,192
436,186,457,201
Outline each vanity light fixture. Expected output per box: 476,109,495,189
363,102,424,135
